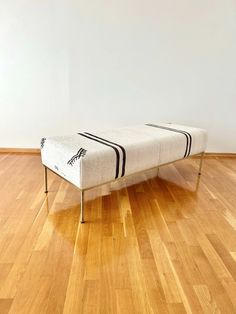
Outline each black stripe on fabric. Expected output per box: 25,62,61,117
146,124,192,157
84,132,126,177
187,131,192,156
78,133,120,179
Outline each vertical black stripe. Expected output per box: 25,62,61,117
84,132,126,177
146,124,192,157
78,133,120,179
187,131,192,156
146,124,189,157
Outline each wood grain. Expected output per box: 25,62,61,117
0,153,236,313
0,148,40,154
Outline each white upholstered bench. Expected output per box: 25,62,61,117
41,123,207,222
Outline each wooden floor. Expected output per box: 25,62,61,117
0,154,236,314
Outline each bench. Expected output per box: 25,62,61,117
40,123,207,222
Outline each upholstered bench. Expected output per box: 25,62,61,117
41,123,207,222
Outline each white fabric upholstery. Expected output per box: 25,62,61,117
40,123,207,189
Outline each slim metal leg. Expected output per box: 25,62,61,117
44,166,48,193
198,152,204,176
196,152,204,190
80,190,85,223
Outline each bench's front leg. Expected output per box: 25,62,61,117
80,190,85,223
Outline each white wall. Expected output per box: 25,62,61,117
0,0,236,152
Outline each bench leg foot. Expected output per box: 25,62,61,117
44,166,48,193
80,190,85,223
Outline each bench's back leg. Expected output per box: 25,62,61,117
195,152,204,190
198,152,204,176
44,166,48,193
80,190,85,223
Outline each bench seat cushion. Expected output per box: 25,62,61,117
40,123,207,189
